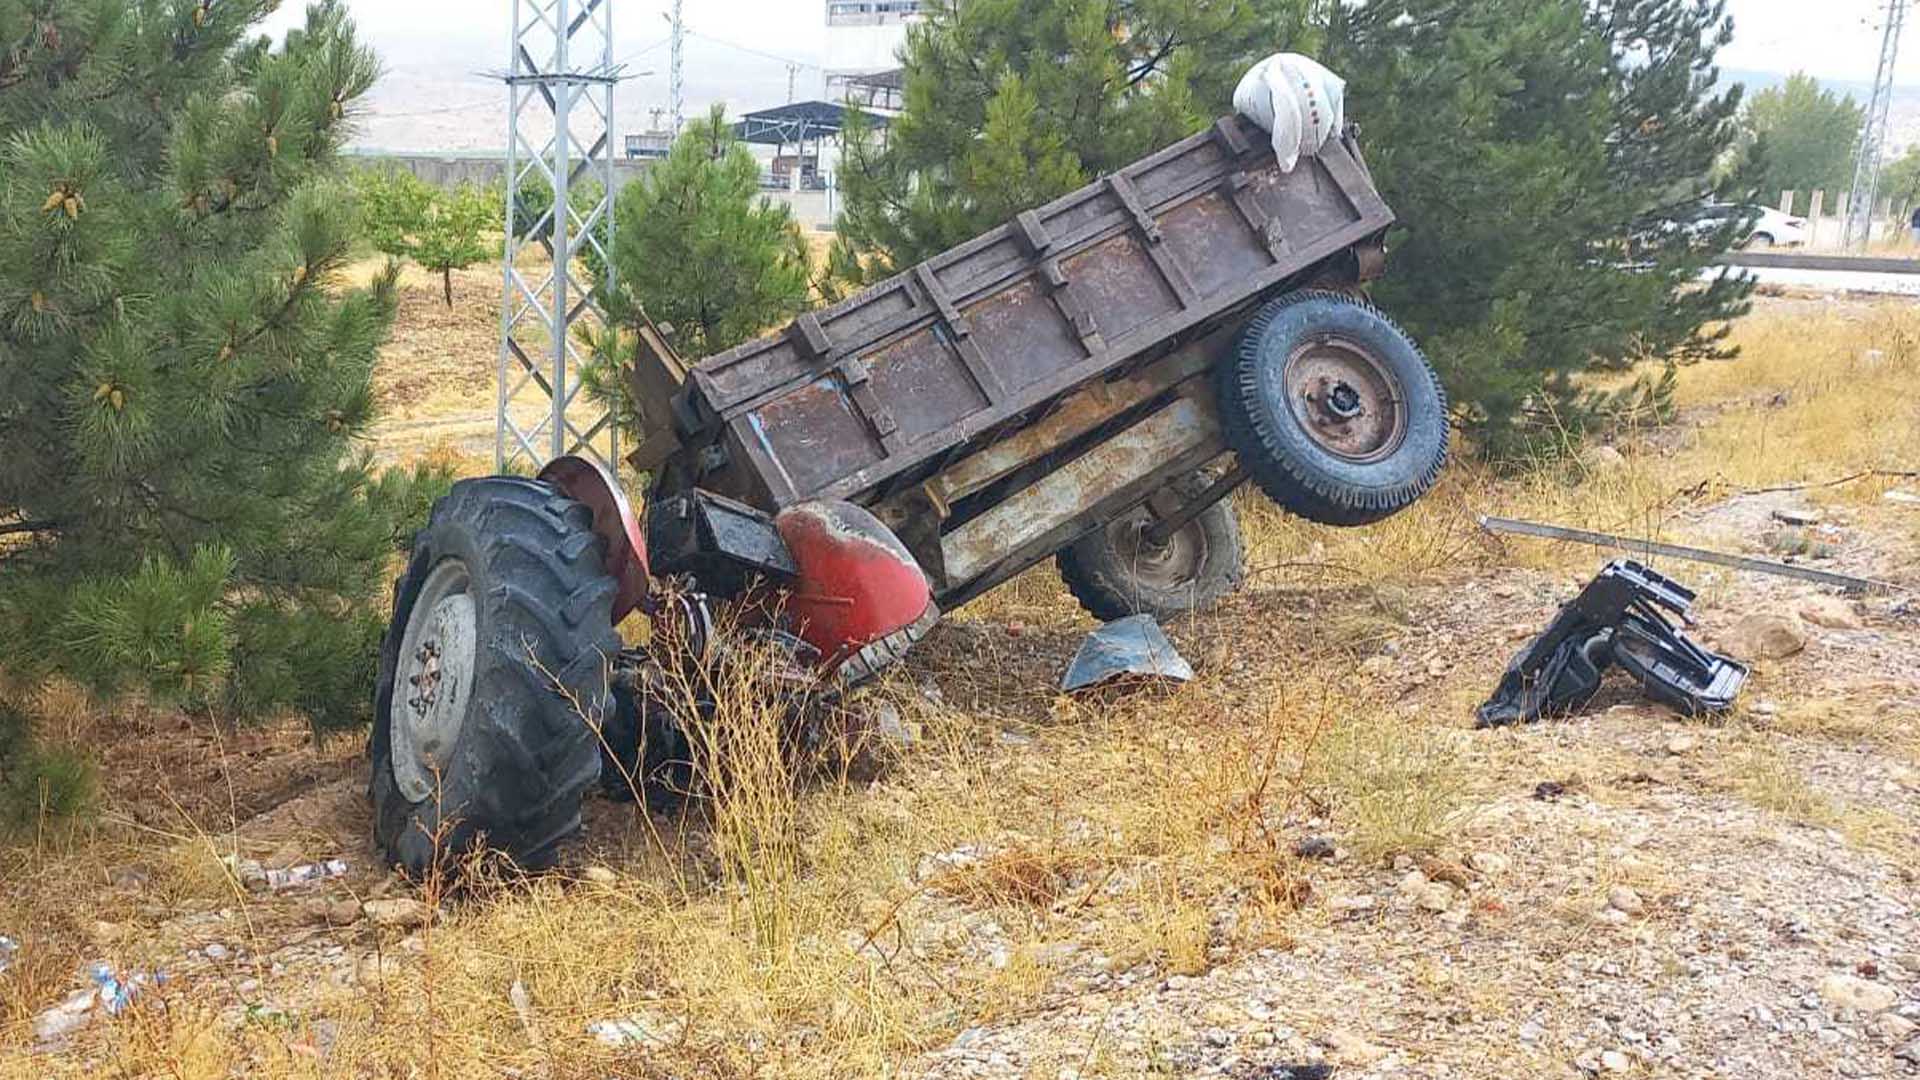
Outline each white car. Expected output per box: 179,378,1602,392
1690,203,1808,248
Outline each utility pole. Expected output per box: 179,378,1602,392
1845,0,1909,250
497,0,620,475
668,0,685,133
787,62,799,104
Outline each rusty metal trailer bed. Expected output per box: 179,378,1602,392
640,114,1406,612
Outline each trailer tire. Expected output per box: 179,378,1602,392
1220,290,1449,527
1057,472,1245,622
370,477,619,877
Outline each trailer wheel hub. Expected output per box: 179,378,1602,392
1287,336,1409,464
390,559,479,804
1110,513,1208,591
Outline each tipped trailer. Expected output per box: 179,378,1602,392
371,114,1450,873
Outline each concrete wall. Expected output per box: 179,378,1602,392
346,153,653,191
346,154,841,232
1777,189,1912,250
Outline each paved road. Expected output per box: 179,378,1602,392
1708,265,1920,296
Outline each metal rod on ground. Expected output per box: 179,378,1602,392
1477,516,1902,595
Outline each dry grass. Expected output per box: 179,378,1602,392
4,296,1919,1076
1308,705,1472,863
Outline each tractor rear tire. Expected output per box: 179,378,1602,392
1219,290,1449,527
1057,472,1245,623
370,477,619,876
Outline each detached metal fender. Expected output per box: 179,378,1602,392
773,500,938,683
537,456,651,623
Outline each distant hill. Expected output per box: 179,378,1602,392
346,61,1920,160
344,40,820,155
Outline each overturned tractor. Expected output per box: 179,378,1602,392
371,112,1450,874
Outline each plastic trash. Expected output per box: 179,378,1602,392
263,859,350,891
91,962,165,1013
1233,53,1347,173
30,962,164,1042
587,1014,682,1047
33,989,96,1042
89,962,134,1015
1061,614,1195,692
0,935,17,975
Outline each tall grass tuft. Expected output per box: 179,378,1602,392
651,608,814,956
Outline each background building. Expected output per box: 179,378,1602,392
825,1,924,102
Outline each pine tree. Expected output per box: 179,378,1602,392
0,1,445,731
838,0,1752,457
584,108,813,435
1323,0,1753,454
601,105,812,359
835,0,1312,276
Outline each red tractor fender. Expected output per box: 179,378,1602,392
773,501,937,679
537,455,651,623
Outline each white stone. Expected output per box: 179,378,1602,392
1600,1049,1631,1072
1607,885,1646,916
1872,1014,1918,1041
1467,850,1510,875
1415,882,1454,913
1797,594,1864,630
1581,445,1628,473
1819,974,1899,1014
1396,869,1429,897
1324,1027,1389,1065
363,898,433,930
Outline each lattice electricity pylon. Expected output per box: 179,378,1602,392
498,0,620,475
1844,0,1909,250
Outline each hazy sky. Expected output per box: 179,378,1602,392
262,0,1908,79
258,0,1912,149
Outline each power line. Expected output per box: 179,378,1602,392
377,99,498,119
614,34,671,68
687,29,824,72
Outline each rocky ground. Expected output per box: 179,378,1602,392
4,295,1918,1078
9,487,1916,1078
899,494,1920,1080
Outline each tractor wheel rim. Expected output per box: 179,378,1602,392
1284,336,1409,464
390,559,478,804
1110,512,1207,592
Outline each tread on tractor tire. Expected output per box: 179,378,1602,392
1057,471,1245,623
1218,290,1450,527
370,476,620,876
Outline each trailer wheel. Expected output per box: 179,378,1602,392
1220,290,1449,526
370,477,619,876
1057,473,1245,622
